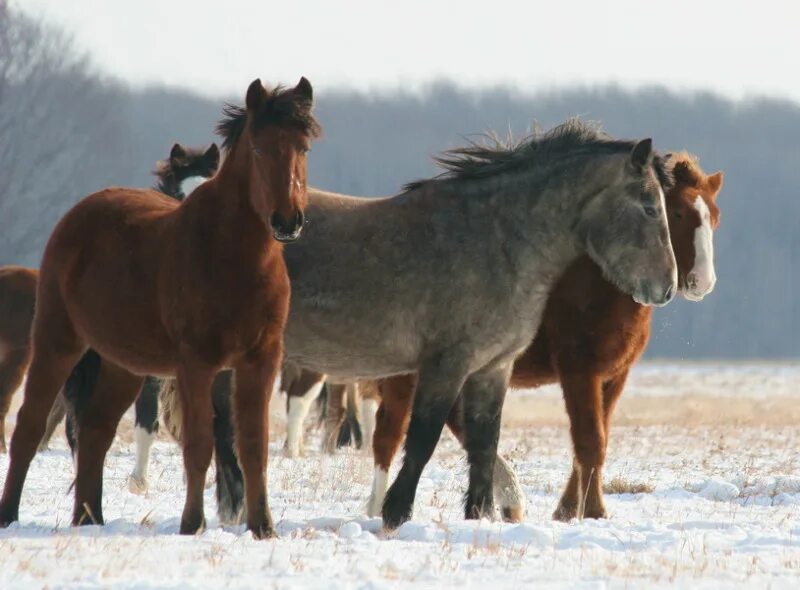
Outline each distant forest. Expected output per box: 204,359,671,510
1,5,798,359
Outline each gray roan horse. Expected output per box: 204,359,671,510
282,119,677,529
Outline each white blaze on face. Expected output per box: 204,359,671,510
686,195,716,300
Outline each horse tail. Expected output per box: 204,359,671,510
62,349,103,457
339,384,363,449
160,370,244,523
158,378,182,443
315,381,329,429
211,370,244,524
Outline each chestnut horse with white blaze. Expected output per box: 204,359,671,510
0,78,320,539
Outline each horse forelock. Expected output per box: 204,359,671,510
215,86,321,152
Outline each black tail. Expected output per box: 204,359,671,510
62,349,103,456
211,370,244,524
337,399,363,449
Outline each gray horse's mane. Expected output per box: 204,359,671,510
404,118,672,192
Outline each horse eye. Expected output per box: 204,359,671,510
643,205,658,218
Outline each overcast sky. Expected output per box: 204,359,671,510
21,0,800,102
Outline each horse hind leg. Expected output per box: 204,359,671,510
359,382,380,454
0,292,85,526
175,361,216,536
366,375,413,518
128,376,161,495
73,361,143,526
0,347,30,454
284,372,324,458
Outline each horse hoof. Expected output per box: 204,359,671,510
248,523,277,540
582,506,608,520
552,504,578,522
0,504,18,527
179,516,206,536
127,474,148,495
501,505,525,523
381,497,412,531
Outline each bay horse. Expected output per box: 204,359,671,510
41,141,221,455
148,121,679,529
280,120,677,530
364,152,723,522
0,77,320,539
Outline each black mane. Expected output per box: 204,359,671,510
215,85,321,151
404,118,672,192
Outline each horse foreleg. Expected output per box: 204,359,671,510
234,337,280,540
460,364,511,520
176,361,216,535
73,361,142,526
382,359,468,530
442,392,526,522
554,372,606,521
366,375,413,517
128,376,160,494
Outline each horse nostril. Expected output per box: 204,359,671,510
295,210,305,231
270,212,288,233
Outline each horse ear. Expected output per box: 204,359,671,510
294,76,313,103
246,78,267,111
170,143,187,161
707,171,724,196
205,143,220,167
630,138,653,170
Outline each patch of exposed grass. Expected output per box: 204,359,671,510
603,477,655,495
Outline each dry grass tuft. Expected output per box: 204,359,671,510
603,477,656,495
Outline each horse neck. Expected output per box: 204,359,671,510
185,140,275,255
492,153,617,280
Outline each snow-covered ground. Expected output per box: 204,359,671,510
1,362,799,589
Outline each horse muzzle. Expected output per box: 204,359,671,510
271,210,305,243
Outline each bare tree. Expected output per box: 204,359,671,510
0,2,128,265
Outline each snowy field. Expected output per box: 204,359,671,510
1,362,799,589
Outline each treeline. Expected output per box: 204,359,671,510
1,5,797,359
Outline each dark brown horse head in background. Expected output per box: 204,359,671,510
153,143,220,201
664,152,723,301
217,77,320,242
